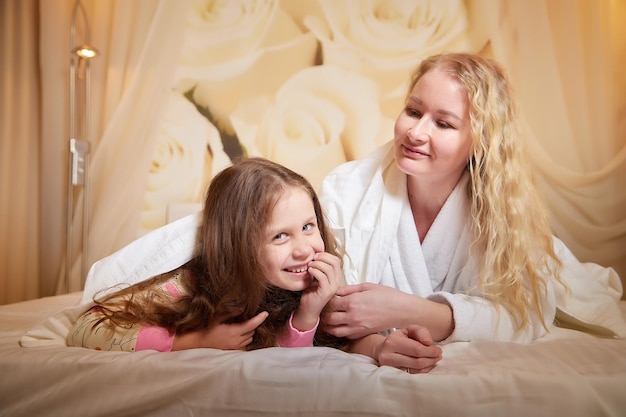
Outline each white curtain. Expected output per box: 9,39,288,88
62,0,191,291
37,0,191,293
489,0,626,282
1,0,624,304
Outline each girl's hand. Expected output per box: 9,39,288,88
292,252,343,331
172,311,269,351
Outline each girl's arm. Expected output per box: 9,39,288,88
67,307,147,352
172,312,269,350
293,252,344,332
68,306,270,351
275,313,319,347
275,251,343,348
67,272,184,352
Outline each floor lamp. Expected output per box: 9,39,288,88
67,0,97,292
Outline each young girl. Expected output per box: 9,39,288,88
67,158,347,352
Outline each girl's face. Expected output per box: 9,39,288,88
393,67,472,183
263,187,324,291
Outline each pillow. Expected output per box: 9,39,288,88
81,212,202,304
21,213,202,348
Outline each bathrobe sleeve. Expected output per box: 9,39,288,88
427,290,556,343
431,237,626,342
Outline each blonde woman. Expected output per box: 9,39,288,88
320,53,575,372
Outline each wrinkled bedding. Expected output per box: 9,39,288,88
1,292,625,417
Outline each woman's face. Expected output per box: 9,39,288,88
393,67,472,183
262,187,324,291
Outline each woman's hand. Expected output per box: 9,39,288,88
322,283,454,342
350,325,443,374
292,252,344,331
172,311,269,351
322,283,410,338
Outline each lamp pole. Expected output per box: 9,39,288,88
67,0,97,292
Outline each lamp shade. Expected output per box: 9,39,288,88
74,45,98,59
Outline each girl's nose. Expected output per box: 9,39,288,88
291,235,313,259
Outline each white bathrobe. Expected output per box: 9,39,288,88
319,141,626,342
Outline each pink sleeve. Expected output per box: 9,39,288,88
276,313,318,348
135,326,175,352
134,274,181,352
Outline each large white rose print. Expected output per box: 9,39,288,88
305,0,489,117
230,65,393,190
140,91,230,234
175,0,319,138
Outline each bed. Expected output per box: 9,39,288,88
1,290,625,417
4,214,626,417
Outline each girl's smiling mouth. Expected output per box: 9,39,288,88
285,265,309,274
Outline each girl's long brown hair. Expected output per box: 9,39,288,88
94,158,346,350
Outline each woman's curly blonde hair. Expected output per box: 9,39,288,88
408,53,563,331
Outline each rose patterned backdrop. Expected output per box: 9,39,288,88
4,0,623,303
139,0,491,233
0,0,626,303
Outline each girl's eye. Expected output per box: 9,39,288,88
273,232,287,241
303,223,313,232
436,120,453,129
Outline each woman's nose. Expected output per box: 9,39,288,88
407,118,430,141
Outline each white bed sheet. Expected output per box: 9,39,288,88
1,293,626,417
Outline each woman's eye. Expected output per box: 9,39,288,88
406,108,421,118
303,223,313,232
437,120,452,129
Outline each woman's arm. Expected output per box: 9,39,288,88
324,283,454,342
429,289,554,343
324,281,555,344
